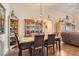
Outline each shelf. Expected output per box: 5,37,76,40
25,19,42,37
9,19,18,46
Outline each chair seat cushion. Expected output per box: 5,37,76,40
31,46,43,50
44,44,53,47
48,44,53,47
20,42,31,50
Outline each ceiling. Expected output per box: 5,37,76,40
10,3,79,14
10,3,79,19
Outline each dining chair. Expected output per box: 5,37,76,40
32,34,44,56
15,33,32,56
44,34,55,56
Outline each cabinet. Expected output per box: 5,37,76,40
25,19,42,37
9,19,18,46
65,22,75,32
61,21,75,32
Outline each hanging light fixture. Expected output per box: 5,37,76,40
40,3,43,19
39,3,43,20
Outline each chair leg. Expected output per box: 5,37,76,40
59,39,61,52
53,44,55,54
47,46,48,56
50,46,53,54
34,48,36,56
38,50,41,54
29,48,32,56
19,49,22,56
42,48,43,56
56,42,58,48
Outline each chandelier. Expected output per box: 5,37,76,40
39,3,43,20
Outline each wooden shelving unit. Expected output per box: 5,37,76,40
65,22,75,32
25,19,42,37
60,20,75,32
9,19,18,47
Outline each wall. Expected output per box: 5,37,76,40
10,3,66,38
47,20,53,34
0,3,10,55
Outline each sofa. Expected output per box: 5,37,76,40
61,32,79,47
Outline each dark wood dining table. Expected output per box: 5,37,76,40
20,36,48,43
20,36,48,55
19,35,61,55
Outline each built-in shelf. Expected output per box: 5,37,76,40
9,19,18,47
61,20,75,32
25,19,42,37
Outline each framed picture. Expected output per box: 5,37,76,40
0,4,5,34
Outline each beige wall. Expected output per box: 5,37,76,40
10,3,79,38
47,20,53,34
10,3,66,38
9,4,79,38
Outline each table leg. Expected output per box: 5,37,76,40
29,47,32,56
53,43,55,54
59,39,61,52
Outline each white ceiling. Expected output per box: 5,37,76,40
41,3,79,15
10,3,79,19
10,3,79,14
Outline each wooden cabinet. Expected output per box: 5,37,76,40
25,19,42,37
60,21,75,32
64,22,75,32
9,19,18,46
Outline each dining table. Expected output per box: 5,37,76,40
18,34,61,55
20,35,48,43
19,35,48,55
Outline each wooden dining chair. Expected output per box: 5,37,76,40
44,34,55,56
15,33,32,56
32,34,44,56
